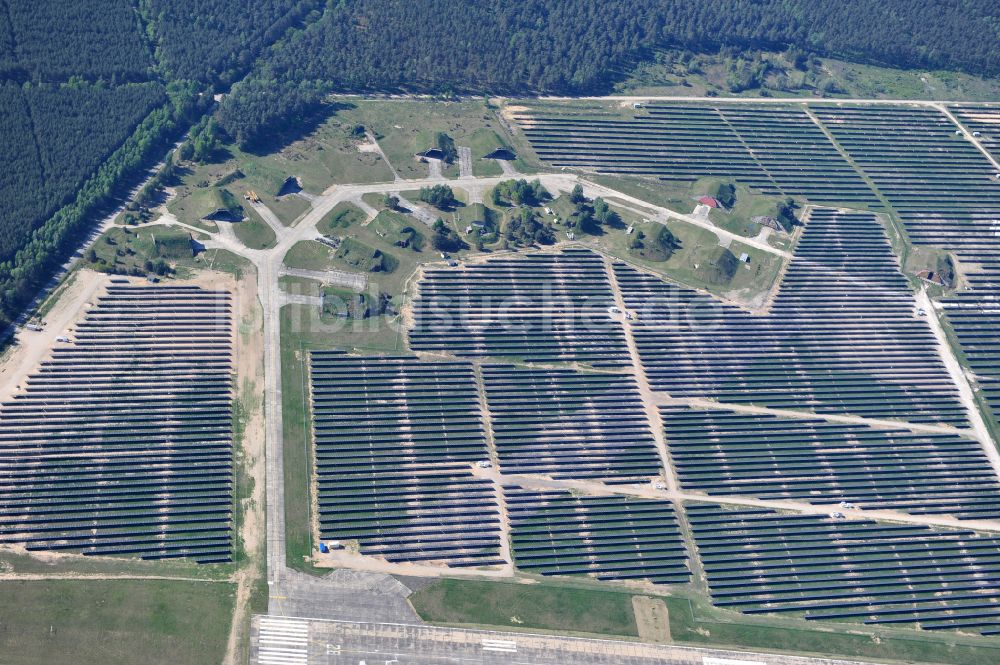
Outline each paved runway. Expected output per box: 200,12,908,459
250,616,883,665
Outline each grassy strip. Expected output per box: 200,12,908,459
0,579,235,665
410,579,638,637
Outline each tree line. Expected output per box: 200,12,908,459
0,82,208,325
218,0,1000,144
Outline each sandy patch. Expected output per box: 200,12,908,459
633,596,671,642
222,265,267,665
0,269,108,403
501,105,532,126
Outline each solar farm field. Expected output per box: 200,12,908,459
512,98,1000,434
409,248,630,367
481,364,662,484
302,236,1000,646
280,97,1000,656
617,208,966,424
808,103,1000,432
662,406,1000,519
505,488,689,585
515,103,877,206
309,352,504,567
688,504,1000,634
0,284,234,563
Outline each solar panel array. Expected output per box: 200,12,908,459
662,406,1000,519
688,504,1000,634
515,104,876,205
811,105,1000,259
306,103,1000,636
409,248,629,367
812,105,1000,428
950,105,1000,155
616,208,967,425
310,352,504,567
940,106,1000,429
482,364,662,484
505,487,689,584
0,285,234,563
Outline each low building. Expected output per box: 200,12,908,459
916,269,947,286
698,196,720,208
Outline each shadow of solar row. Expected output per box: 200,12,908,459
662,406,1000,519
615,208,966,425
310,351,503,567
409,248,628,367
0,285,233,563
811,105,1000,430
688,504,1000,634
504,487,689,584
514,104,876,205
481,364,662,484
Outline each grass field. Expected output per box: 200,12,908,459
333,99,527,179
266,194,311,227
0,579,235,665
410,579,638,637
665,594,1000,665
317,201,367,235
283,240,336,272
232,208,277,250
279,275,323,297
513,192,785,307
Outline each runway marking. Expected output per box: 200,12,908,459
704,658,767,665
259,617,309,665
482,638,518,653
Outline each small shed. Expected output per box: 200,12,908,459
916,269,946,286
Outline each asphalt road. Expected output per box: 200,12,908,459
250,617,885,665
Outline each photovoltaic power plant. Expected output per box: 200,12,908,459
688,504,1000,634
481,363,662,484
661,406,1000,519
0,285,234,563
811,104,1000,432
515,104,877,205
505,487,689,584
616,208,967,425
297,100,1000,640
409,248,629,367
310,352,504,567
